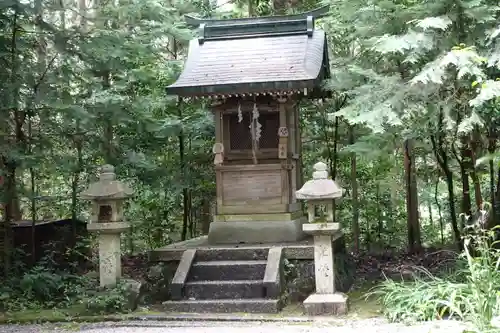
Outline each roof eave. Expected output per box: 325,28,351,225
166,78,323,97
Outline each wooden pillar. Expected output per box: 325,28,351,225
293,101,303,190
287,102,297,204
277,97,289,205
212,103,224,214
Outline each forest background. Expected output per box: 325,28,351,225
1,0,500,329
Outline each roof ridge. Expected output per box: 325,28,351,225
185,5,330,28
188,6,330,43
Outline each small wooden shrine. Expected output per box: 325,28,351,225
166,6,331,244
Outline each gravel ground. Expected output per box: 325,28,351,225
0,319,472,333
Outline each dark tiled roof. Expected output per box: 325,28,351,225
166,6,331,98
167,31,328,97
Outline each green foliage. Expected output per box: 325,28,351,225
370,222,500,332
372,273,466,322
0,266,93,312
84,283,131,315
1,0,500,327
0,251,132,316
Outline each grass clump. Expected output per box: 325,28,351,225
372,273,469,322
369,217,500,332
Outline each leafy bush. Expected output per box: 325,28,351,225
369,219,500,332
0,266,134,316
0,266,95,311
84,283,131,315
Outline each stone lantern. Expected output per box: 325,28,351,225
80,164,133,288
296,161,347,316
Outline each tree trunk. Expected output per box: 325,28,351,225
453,142,472,231
319,103,339,220
349,125,360,253
1,8,23,275
169,37,189,242
71,0,81,220
469,130,483,211
376,183,383,243
101,73,116,165
404,139,421,253
248,0,254,16
1,162,17,274
431,133,461,249
488,127,497,228
435,177,445,244
28,0,46,264
423,155,434,227
8,8,22,224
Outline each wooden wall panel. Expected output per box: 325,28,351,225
221,168,283,206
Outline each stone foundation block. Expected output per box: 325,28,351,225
303,292,348,316
207,217,306,244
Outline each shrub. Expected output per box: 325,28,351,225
0,266,94,311
83,283,131,315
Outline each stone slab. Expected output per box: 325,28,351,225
98,233,121,287
170,249,196,300
161,298,281,314
189,260,267,281
128,313,313,322
184,280,265,299
302,223,340,236
214,211,303,223
207,217,306,244
263,247,283,298
195,248,269,261
303,293,348,316
148,236,317,262
313,235,335,294
88,221,130,234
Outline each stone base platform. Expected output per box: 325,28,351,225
149,235,315,262
147,236,354,315
303,293,348,316
208,216,307,245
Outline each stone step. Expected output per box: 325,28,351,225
188,260,267,281
185,280,266,299
195,248,269,261
161,298,280,313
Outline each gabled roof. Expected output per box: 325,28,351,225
166,6,331,98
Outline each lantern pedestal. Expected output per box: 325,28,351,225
88,222,129,287
302,223,347,316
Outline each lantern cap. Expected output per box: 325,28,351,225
296,161,343,200
80,164,133,200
